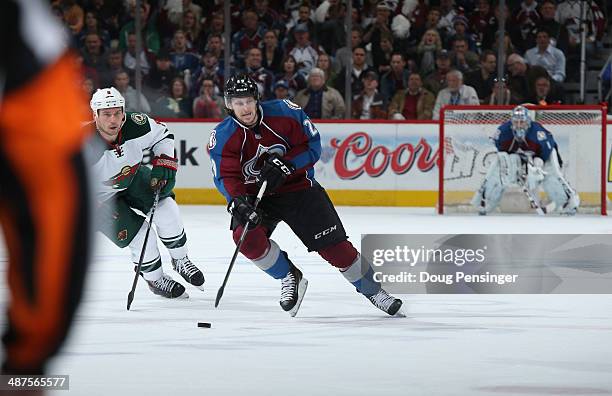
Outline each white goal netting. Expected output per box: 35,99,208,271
439,105,606,215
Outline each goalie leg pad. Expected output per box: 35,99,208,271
542,150,580,214
472,152,521,213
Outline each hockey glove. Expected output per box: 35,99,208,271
526,157,546,192
228,196,262,229
256,153,295,193
150,154,178,195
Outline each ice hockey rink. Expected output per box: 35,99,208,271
2,205,612,396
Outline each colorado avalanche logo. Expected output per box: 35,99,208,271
242,143,287,183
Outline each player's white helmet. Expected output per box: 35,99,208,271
90,87,125,118
511,105,531,139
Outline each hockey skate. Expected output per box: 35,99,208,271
366,289,403,316
172,256,205,290
280,261,308,317
146,274,188,299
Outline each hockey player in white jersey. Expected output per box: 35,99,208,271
472,105,580,215
88,87,205,298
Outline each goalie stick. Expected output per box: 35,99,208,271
215,180,268,308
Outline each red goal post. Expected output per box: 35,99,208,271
438,104,607,215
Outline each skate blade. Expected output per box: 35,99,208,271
289,277,308,318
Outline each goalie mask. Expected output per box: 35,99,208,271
511,105,531,139
90,87,125,118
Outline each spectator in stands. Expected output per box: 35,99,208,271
183,0,203,23
417,29,443,77
113,69,151,113
61,0,84,36
119,1,160,54
527,75,564,105
524,28,566,82
334,27,369,74
192,78,225,118
511,0,540,53
424,50,453,96
294,68,346,119
254,0,283,33
374,32,395,75
81,32,107,70
314,0,346,55
388,72,436,120
170,30,201,75
82,77,95,98
144,49,179,100
465,50,497,104
205,34,226,74
74,53,99,88
244,47,275,100
363,2,393,61
285,4,317,51
276,54,307,99
351,71,387,119
536,0,570,52
261,30,284,75
505,53,550,103
335,46,372,99
191,52,224,98
437,0,458,38
99,49,124,88
87,0,123,40
232,9,266,69
289,23,319,76
492,31,517,57
445,16,477,52
316,53,337,88
380,52,411,102
273,80,291,100
411,7,445,47
469,0,496,50
77,11,111,49
450,37,479,74
152,77,192,118
487,78,520,104
181,10,202,50
123,31,154,78
432,70,480,120
200,13,225,54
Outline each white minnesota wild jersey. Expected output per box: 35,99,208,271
87,112,175,202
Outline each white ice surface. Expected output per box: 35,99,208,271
2,206,612,396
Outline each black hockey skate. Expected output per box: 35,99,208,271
172,256,205,290
367,289,403,316
279,260,308,317
146,274,188,299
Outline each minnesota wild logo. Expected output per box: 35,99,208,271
104,164,140,189
131,113,147,125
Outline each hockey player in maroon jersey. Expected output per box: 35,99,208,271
208,74,402,316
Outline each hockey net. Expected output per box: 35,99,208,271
438,105,607,215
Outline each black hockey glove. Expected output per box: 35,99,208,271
228,195,262,229
256,153,295,193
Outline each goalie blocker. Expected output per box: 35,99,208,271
472,105,580,215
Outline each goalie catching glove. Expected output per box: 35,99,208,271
150,154,178,194
228,196,262,229
256,153,295,193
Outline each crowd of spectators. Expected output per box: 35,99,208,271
58,0,609,120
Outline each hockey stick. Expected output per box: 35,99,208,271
127,182,164,310
215,180,267,308
517,177,546,216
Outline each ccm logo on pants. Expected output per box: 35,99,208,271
314,225,337,240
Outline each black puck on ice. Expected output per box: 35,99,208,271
197,322,212,328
